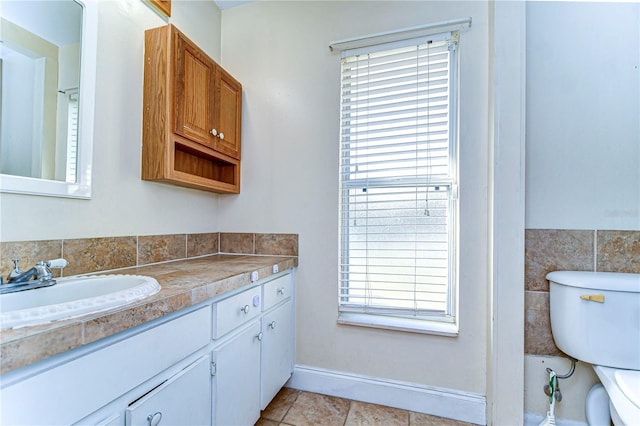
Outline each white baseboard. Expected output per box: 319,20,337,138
286,365,486,425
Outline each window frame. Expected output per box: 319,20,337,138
335,27,462,336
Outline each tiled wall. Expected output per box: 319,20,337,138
0,233,299,280
524,229,640,356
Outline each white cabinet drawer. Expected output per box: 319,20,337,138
263,274,292,311
213,286,261,339
126,355,211,426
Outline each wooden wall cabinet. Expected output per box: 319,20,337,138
143,24,242,194
147,0,171,17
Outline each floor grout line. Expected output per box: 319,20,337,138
282,390,300,425
258,389,474,426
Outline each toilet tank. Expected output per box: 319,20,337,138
547,271,640,370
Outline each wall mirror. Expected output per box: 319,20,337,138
0,0,97,198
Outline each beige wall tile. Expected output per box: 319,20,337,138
256,234,298,256
63,237,137,276
0,240,63,280
220,232,254,254
138,234,186,265
597,230,640,273
524,291,563,356
525,229,594,291
187,232,219,257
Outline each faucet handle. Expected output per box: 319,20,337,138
33,259,67,281
9,259,23,279
46,258,68,269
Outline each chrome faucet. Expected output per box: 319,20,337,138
1,258,68,294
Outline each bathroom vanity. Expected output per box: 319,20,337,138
0,255,296,426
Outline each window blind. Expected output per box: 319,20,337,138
65,92,79,183
339,34,457,320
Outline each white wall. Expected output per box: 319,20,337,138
1,51,37,178
219,1,491,394
526,1,640,231
0,0,223,242
525,2,640,423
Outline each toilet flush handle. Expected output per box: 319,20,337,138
580,294,605,303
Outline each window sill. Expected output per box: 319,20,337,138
337,313,459,337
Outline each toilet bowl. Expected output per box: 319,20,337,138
547,271,640,426
585,384,609,426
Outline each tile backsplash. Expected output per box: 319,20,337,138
0,232,298,280
524,229,639,356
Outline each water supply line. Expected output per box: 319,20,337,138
546,357,577,379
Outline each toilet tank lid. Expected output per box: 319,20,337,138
547,271,640,292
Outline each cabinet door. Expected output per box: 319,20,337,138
213,321,261,426
261,300,294,409
214,66,242,159
126,356,211,426
174,29,216,149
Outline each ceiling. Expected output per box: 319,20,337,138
1,0,82,46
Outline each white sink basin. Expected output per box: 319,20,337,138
0,275,161,330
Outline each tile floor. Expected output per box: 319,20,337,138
256,388,478,426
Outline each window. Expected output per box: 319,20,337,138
337,29,459,334
65,90,79,183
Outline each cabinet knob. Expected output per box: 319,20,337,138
218,132,224,140
269,320,277,329
210,128,218,137
256,332,264,341
240,304,250,314
277,287,285,295
147,412,162,426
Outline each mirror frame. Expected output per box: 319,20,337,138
0,0,97,199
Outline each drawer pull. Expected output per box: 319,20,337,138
277,287,285,295
147,412,162,426
256,332,264,341
240,305,250,314
269,320,277,329
580,294,605,303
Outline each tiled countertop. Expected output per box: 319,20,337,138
0,254,298,375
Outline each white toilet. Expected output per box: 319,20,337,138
547,271,640,426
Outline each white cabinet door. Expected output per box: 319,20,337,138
213,321,261,426
261,300,294,409
126,356,211,426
